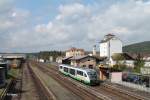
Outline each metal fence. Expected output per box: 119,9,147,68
121,72,150,92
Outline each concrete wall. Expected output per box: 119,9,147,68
109,38,122,56
100,42,108,57
111,72,122,83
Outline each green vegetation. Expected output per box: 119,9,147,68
133,53,145,73
26,51,65,61
7,68,20,79
123,41,150,53
111,54,127,72
38,51,65,61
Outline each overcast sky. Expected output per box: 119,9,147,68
0,0,150,52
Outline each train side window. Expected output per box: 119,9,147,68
70,69,75,75
77,70,83,76
60,66,62,69
84,73,87,77
64,67,68,72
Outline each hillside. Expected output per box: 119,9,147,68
123,41,150,53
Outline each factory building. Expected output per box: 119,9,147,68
99,34,122,58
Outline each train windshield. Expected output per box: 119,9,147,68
87,71,97,79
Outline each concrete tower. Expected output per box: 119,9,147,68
93,45,97,56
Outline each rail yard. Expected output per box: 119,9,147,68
1,0,150,99
1,60,150,100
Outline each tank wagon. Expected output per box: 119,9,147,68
59,64,99,85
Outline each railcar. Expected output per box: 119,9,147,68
59,64,99,85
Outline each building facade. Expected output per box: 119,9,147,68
70,55,100,69
66,47,85,57
100,34,122,57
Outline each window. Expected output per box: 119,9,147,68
64,67,68,72
60,66,62,69
70,69,75,75
89,65,93,69
84,73,87,77
83,65,86,67
77,70,83,76
87,72,97,79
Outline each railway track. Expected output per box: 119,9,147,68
50,62,150,100
31,62,109,100
34,62,149,100
26,62,54,100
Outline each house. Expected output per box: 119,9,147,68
38,59,45,62
98,53,134,81
56,57,63,64
70,55,101,69
110,53,135,68
62,56,73,65
66,47,85,57
99,34,122,57
141,66,150,75
99,53,135,68
141,54,150,75
143,54,150,67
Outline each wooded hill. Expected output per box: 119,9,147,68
123,41,150,53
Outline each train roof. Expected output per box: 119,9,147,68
59,64,96,72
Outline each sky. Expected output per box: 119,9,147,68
0,0,150,52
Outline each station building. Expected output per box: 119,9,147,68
70,55,101,69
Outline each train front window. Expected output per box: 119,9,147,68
64,67,68,72
87,72,97,79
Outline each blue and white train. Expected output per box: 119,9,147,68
59,64,99,85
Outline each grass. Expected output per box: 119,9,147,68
7,68,20,79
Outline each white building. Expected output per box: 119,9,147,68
93,45,97,56
56,57,63,64
100,34,122,58
141,55,150,74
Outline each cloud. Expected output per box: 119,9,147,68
0,0,14,12
1,0,150,52
0,0,31,52
35,1,150,50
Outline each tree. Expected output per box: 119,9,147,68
133,53,145,73
38,51,65,61
112,54,127,72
